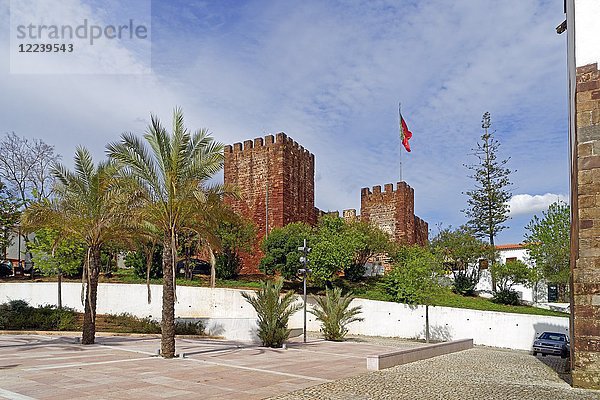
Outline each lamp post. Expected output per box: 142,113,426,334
298,239,311,343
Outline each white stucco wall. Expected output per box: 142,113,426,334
476,247,548,303
0,282,568,350
575,0,600,67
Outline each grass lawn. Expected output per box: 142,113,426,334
332,277,568,318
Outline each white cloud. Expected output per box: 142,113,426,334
507,193,568,217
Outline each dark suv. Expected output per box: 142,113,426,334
533,332,570,358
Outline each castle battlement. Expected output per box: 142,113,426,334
225,132,312,159
360,181,413,199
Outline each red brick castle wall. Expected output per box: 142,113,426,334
224,132,315,274
360,181,428,246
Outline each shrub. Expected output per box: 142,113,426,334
0,300,78,331
452,275,477,296
125,248,163,279
242,279,301,348
102,313,161,334
384,246,444,304
343,263,366,282
215,252,241,280
492,289,521,305
174,320,205,336
310,287,363,341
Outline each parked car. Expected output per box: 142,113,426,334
177,259,210,277
0,260,12,277
533,331,570,358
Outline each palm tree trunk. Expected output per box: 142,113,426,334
161,233,176,358
82,247,100,345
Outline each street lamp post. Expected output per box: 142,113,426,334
298,239,311,343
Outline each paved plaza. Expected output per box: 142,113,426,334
0,334,597,400
0,334,419,399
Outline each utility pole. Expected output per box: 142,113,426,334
298,239,311,343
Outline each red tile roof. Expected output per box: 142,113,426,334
495,243,525,250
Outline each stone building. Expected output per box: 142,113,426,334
224,133,428,274
565,0,600,389
360,182,428,246
223,132,315,274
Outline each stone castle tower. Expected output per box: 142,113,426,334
224,132,316,274
360,182,428,246
224,133,428,273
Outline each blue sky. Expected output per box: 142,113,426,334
0,0,569,244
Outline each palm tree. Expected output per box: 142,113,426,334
107,108,228,358
22,147,136,344
310,287,363,341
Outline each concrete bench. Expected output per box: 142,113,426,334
367,338,473,370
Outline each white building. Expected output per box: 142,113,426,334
476,244,549,304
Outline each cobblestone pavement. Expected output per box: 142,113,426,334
270,347,600,400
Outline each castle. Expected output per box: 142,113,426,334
224,132,428,274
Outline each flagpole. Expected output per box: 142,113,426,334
399,102,403,183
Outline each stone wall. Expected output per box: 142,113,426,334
224,132,315,273
360,181,428,246
572,62,600,389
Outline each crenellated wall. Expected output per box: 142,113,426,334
224,132,315,273
360,181,428,246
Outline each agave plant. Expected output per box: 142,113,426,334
242,279,301,348
310,287,363,341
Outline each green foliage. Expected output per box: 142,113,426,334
310,287,363,341
343,220,390,281
102,313,161,333
463,112,513,245
310,216,356,286
0,181,21,257
384,246,445,304
0,300,78,331
174,320,206,336
124,246,163,279
242,279,301,348
431,226,492,296
28,228,85,277
491,259,532,292
492,289,521,305
524,201,570,294
260,222,313,279
215,213,256,279
260,215,390,286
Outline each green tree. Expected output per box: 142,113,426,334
23,147,136,344
260,222,313,279
28,228,86,308
384,245,445,342
491,259,532,292
309,287,363,341
343,220,391,281
107,108,229,358
310,215,356,286
430,226,492,296
490,259,532,305
524,201,570,301
242,279,301,348
124,245,163,279
215,212,256,279
0,181,21,258
463,112,513,249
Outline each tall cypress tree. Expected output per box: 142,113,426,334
463,112,513,249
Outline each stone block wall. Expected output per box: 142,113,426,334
224,132,315,274
572,62,600,389
360,181,428,246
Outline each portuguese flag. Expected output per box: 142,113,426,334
400,110,412,152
